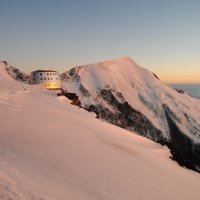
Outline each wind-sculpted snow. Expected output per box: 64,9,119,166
61,57,200,172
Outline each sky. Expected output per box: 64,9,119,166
0,0,200,83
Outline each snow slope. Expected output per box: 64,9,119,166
1,62,200,199
61,57,200,171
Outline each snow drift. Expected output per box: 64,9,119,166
61,57,200,172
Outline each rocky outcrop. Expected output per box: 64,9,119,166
2,61,30,82
153,73,160,80
57,89,81,107
163,105,200,172
174,88,184,94
88,89,165,143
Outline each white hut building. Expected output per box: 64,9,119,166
30,70,61,89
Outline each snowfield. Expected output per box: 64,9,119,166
0,62,200,199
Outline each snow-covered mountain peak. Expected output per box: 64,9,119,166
86,56,139,70
80,56,155,83
62,57,200,140
63,57,160,99
61,57,200,171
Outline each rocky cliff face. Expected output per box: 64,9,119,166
163,105,200,171
61,57,200,172
85,89,165,143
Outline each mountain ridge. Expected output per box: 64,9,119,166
61,57,200,172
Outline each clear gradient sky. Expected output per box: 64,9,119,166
0,0,200,83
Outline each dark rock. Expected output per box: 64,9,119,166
5,65,29,81
65,92,79,101
58,88,79,100
174,88,184,94
153,73,160,80
57,88,82,107
79,84,90,97
71,99,81,107
164,105,200,172
2,61,8,65
116,91,124,100
85,89,165,143
67,66,83,82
